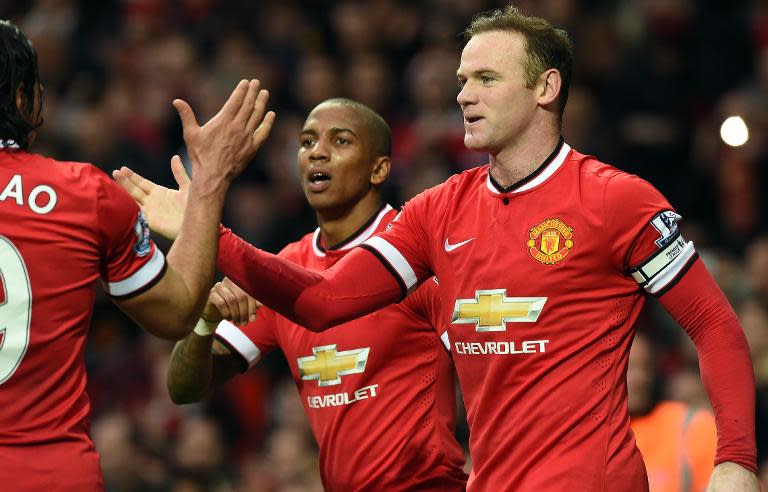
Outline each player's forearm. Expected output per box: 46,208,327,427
165,181,228,329
696,328,756,471
217,226,402,331
658,259,757,472
698,330,756,471
167,331,216,404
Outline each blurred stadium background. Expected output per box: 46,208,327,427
2,0,767,490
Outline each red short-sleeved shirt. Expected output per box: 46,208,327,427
0,150,165,491
216,205,467,491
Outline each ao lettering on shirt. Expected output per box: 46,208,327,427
0,173,57,214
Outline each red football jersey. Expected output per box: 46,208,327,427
0,150,166,491
216,205,467,491
362,142,698,491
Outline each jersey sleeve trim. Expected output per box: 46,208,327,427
214,321,262,369
629,234,697,294
105,247,167,298
361,236,418,292
359,244,407,299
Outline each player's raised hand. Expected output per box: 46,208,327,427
112,155,190,241
706,462,760,492
203,277,262,326
173,79,276,187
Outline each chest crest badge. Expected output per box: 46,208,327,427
527,218,573,265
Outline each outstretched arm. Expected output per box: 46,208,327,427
217,227,403,331
114,166,405,332
115,79,276,339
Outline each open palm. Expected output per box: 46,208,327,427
113,155,190,241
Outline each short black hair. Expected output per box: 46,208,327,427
0,20,41,149
319,98,391,158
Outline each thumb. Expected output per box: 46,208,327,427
172,99,199,132
170,155,191,187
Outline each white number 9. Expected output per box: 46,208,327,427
0,236,31,385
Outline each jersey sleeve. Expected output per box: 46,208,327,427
95,171,166,298
214,307,279,372
360,189,435,294
214,244,299,370
657,259,757,472
217,227,402,332
604,173,697,295
606,173,756,470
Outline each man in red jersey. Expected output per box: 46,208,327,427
129,6,757,492
116,98,468,491
0,20,274,491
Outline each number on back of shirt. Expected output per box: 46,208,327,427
0,236,31,384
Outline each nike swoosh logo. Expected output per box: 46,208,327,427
444,237,475,252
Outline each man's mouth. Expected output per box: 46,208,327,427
307,171,332,192
309,172,331,183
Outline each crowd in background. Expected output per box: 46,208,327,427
3,0,768,490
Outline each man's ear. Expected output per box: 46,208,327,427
536,68,561,108
370,156,391,186
15,84,28,118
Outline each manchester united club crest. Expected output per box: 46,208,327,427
527,218,573,265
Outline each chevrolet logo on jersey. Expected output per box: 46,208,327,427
452,290,547,332
297,345,370,387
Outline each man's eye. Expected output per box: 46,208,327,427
301,138,314,147
481,76,494,84
457,80,466,89
337,137,349,145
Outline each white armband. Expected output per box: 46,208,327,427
629,234,696,295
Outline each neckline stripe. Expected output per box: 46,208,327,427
486,140,571,195
312,204,394,257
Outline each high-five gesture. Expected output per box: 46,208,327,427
114,80,277,338
174,79,276,189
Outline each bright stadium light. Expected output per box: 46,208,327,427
720,116,749,147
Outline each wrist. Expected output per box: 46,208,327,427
193,318,218,336
189,178,229,200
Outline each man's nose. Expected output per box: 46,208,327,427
457,82,475,107
309,140,329,160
